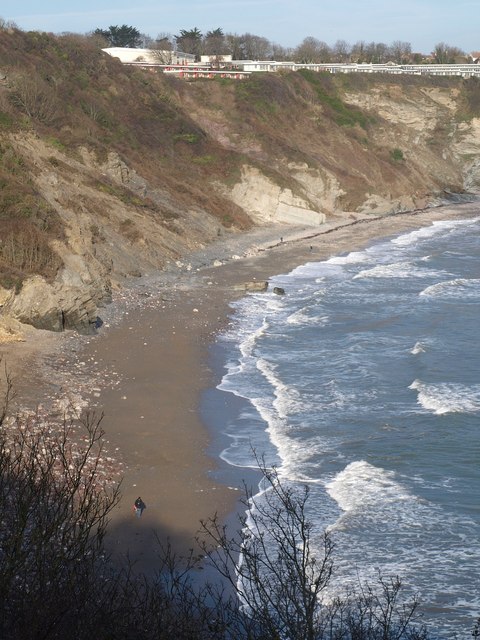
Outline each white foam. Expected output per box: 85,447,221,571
354,261,441,280
256,358,305,419
325,460,411,514
391,218,477,248
411,341,426,354
327,251,371,265
409,379,480,414
286,308,329,326
239,318,268,358
419,278,480,300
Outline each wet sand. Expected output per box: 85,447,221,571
1,203,478,576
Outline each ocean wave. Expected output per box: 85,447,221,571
323,458,480,634
327,251,371,265
353,261,442,280
286,307,329,326
325,460,412,514
409,379,480,414
391,217,479,248
419,278,480,300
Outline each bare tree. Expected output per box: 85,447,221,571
389,40,412,64
198,461,335,640
147,32,175,64
198,459,429,640
351,40,367,63
224,33,246,60
0,365,121,638
332,39,351,63
364,41,389,63
295,37,332,64
0,17,17,31
271,43,294,61
433,42,466,64
240,33,273,60
9,73,58,123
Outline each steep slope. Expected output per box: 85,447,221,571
0,28,479,334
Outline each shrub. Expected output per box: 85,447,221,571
9,73,58,124
0,111,13,129
391,147,405,161
0,219,62,279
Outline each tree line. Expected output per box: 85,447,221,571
94,24,468,64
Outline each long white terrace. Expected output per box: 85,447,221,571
102,49,480,79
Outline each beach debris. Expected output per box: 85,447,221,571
233,281,268,292
1,405,123,492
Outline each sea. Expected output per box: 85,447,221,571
206,212,480,639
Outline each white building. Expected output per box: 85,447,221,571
102,47,195,66
200,54,233,64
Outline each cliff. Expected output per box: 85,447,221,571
0,30,479,334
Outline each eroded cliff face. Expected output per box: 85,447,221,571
0,65,479,335
181,75,480,216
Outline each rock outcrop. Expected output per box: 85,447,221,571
222,166,326,226
6,275,109,334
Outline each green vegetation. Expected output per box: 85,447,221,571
391,147,405,161
0,111,13,129
458,77,480,119
191,154,216,165
234,74,286,117
173,132,201,143
93,24,142,48
45,136,66,151
297,69,371,128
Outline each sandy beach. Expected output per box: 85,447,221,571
1,202,478,576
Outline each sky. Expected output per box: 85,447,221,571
1,0,478,55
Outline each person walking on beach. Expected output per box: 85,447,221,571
134,496,146,517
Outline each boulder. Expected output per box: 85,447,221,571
273,287,285,295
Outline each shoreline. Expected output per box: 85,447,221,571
1,201,478,574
